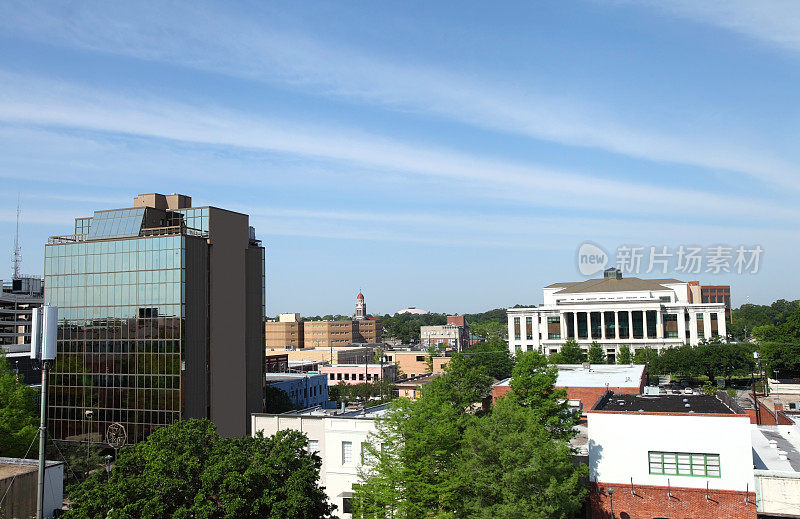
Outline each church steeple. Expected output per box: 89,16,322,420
355,290,366,320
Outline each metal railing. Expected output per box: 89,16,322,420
48,226,207,244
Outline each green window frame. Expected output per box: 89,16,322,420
648,451,720,478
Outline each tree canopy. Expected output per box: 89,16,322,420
587,342,606,364
547,338,586,364
354,352,585,518
0,353,39,458
64,419,335,519
465,337,514,380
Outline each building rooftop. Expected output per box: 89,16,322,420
256,403,390,419
0,458,63,480
265,372,325,382
592,393,736,414
546,277,684,294
494,364,646,389
752,426,800,473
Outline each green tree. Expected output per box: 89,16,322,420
425,343,445,372
65,419,334,519
761,342,800,378
466,337,514,380
617,345,632,365
587,342,606,364
549,338,586,364
457,396,587,518
0,353,39,458
354,354,491,517
508,351,579,441
265,385,296,414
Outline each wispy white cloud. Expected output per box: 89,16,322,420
0,71,794,223
0,1,797,190
631,0,800,53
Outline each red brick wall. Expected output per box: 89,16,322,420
491,384,640,414
590,482,756,519
565,386,640,413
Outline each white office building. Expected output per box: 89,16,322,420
507,268,727,360
251,405,386,517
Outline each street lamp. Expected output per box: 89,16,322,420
85,409,94,471
104,455,113,481
607,488,614,518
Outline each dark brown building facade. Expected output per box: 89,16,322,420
45,193,265,442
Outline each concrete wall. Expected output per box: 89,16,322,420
0,460,63,519
755,472,800,516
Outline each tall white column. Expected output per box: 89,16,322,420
656,311,664,339
507,313,515,355
717,312,727,339
614,311,619,339
677,310,686,344
628,310,633,340
703,311,711,340
688,312,699,345
573,311,579,340
560,312,567,341
600,311,606,340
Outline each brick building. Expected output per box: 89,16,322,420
588,392,756,519
320,363,398,386
264,313,304,350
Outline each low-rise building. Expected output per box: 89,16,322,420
508,269,728,360
751,424,800,517
492,363,646,414
265,353,289,373
266,346,375,365
251,405,388,518
264,372,329,409
320,363,398,386
383,349,452,379
588,392,755,519
0,457,63,519
420,315,470,351
396,374,437,399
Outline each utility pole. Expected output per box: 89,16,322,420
32,306,58,519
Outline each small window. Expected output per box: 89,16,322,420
342,441,353,464
308,439,319,454
342,498,353,514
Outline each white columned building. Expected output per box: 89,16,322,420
507,269,727,360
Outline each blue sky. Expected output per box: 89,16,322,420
0,1,798,315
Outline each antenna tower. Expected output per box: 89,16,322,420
13,195,21,279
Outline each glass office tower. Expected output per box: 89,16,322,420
45,194,265,442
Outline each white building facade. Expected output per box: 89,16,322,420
507,269,727,359
251,406,384,518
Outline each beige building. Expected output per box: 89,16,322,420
265,313,304,350
266,346,375,365
303,319,382,348
383,349,452,379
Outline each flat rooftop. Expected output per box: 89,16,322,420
494,364,645,389
594,394,736,414
265,373,325,382
0,458,62,480
752,426,800,473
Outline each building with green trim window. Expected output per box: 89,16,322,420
45,193,265,442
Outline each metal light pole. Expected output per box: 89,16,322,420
607,488,615,518
32,306,58,519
